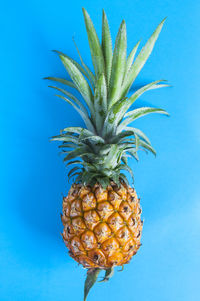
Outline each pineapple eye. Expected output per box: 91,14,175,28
99,229,105,236
72,243,79,252
136,231,141,238
67,226,71,234
131,218,135,225
111,218,117,225
93,254,99,261
130,196,135,202
64,208,70,216
123,206,129,212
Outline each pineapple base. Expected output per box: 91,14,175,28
61,182,143,269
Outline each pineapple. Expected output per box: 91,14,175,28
45,8,169,300
61,182,142,269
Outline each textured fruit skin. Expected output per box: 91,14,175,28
61,182,143,269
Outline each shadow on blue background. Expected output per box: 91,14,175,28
0,0,200,301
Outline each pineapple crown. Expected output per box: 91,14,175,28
45,8,169,188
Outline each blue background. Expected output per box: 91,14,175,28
1,0,200,300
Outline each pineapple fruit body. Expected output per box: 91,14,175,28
62,182,142,269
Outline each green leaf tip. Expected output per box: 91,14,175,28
84,268,100,301
102,8,112,85
82,7,105,78
162,16,167,22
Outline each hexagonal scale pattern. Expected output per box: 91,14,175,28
61,182,143,269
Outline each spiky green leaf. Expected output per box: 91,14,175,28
119,107,169,130
59,143,76,149
63,146,90,161
72,38,95,90
82,171,99,185
123,40,140,82
68,166,82,178
121,155,128,165
112,174,121,186
94,74,107,134
123,127,151,144
51,134,79,144
140,140,156,156
97,177,110,189
54,95,95,132
104,144,122,168
104,80,165,137
102,10,113,84
119,173,129,185
62,127,94,136
121,18,166,98
127,148,139,161
59,55,94,115
108,20,127,108
53,50,91,81
117,164,134,182
68,171,82,181
134,133,140,151
66,160,82,167
44,77,76,89
49,86,88,115
82,8,105,78
110,128,150,144
80,135,105,144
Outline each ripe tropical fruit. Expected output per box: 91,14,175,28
46,8,169,300
61,182,142,269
